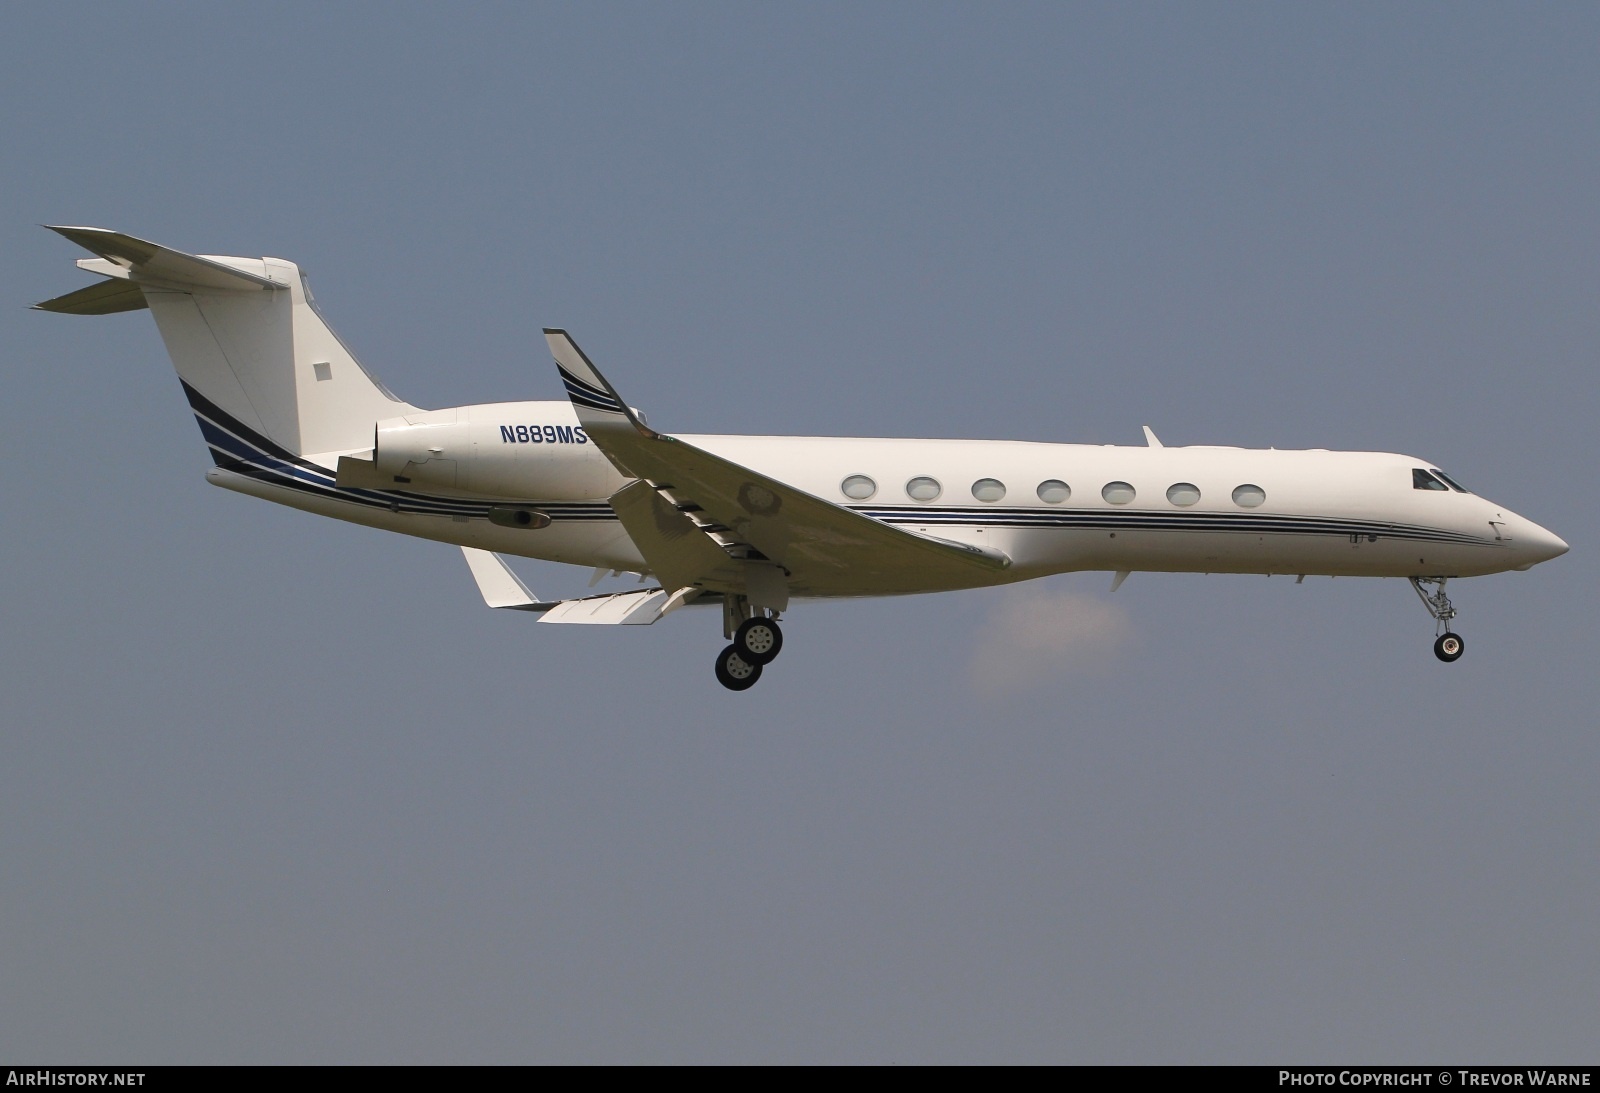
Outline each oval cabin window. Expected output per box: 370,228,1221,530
1166,482,1201,506
841,475,877,501
1037,480,1071,504
971,478,1007,502
1101,481,1136,505
906,476,942,502
1232,483,1266,508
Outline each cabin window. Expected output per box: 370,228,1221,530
971,478,1007,502
1166,482,1201,506
1232,484,1266,508
1101,481,1136,505
906,476,942,502
1431,469,1470,493
1413,468,1449,491
841,474,877,500
1037,480,1072,504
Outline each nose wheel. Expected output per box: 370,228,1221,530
1411,577,1464,664
1433,633,1465,662
715,611,785,690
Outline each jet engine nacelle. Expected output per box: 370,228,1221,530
370,401,624,500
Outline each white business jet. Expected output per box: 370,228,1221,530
38,227,1568,689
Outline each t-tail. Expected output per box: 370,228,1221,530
34,226,415,465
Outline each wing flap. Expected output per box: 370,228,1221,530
460,547,693,625
538,588,676,625
608,479,747,591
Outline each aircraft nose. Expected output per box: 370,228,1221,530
1513,519,1569,569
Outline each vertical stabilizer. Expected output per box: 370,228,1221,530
37,227,416,461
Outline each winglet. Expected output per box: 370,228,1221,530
461,547,544,610
1142,426,1163,448
543,329,656,437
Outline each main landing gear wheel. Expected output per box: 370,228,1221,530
733,616,783,665
1434,633,1465,663
714,645,763,691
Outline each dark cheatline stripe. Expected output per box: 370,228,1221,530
180,380,617,523
183,379,306,468
855,504,1490,547
190,407,488,516
558,366,625,413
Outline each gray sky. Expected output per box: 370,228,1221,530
3,2,1596,1063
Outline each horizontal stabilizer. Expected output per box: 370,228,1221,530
42,225,278,293
32,277,149,315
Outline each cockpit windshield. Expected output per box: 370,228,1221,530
1431,469,1469,493
1413,468,1449,491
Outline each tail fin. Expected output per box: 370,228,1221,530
37,226,415,460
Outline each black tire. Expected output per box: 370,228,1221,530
1434,632,1465,663
733,616,784,664
715,645,763,690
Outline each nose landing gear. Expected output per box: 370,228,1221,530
1411,577,1464,663
1433,632,1465,662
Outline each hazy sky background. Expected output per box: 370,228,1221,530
3,3,1596,1063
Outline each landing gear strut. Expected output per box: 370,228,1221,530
1410,577,1464,663
715,596,785,690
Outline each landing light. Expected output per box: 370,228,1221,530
488,506,552,530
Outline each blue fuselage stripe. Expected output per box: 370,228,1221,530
181,381,1488,546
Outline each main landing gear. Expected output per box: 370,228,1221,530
714,600,785,691
714,643,765,690
1411,577,1465,663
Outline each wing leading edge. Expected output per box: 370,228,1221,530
543,329,1011,600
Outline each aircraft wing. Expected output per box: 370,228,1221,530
460,547,700,625
544,330,1011,599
